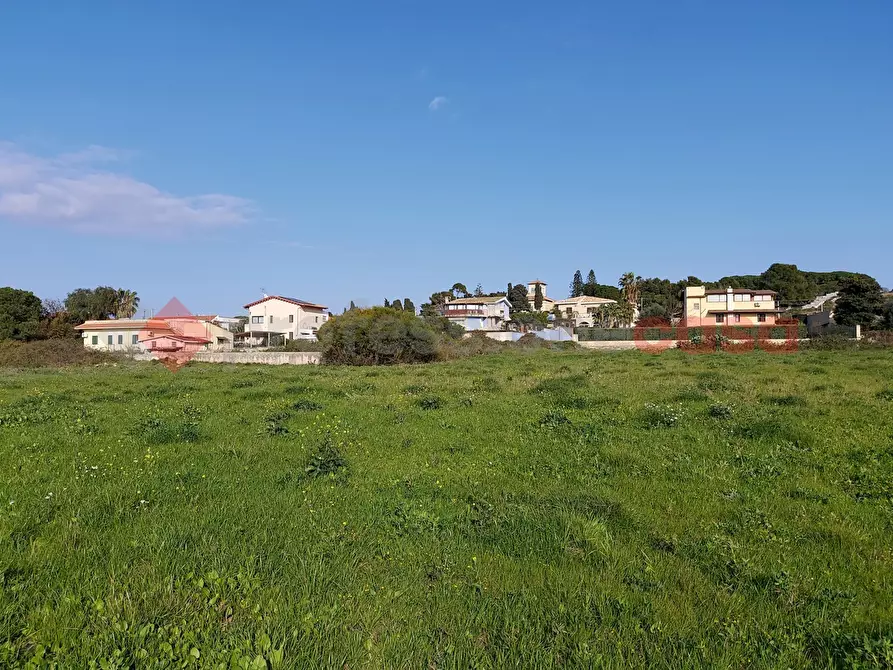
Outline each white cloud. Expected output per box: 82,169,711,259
0,142,253,235
428,96,449,111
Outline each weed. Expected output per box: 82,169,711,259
292,399,323,411
708,403,734,419
642,403,685,428
417,396,443,410
538,410,571,429
305,435,347,478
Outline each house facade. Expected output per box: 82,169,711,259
526,280,555,313
440,296,511,331
553,296,618,327
683,286,782,326
242,295,328,343
75,317,233,352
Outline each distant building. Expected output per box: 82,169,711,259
75,316,233,352
526,280,555,313
240,295,328,343
683,286,782,326
552,296,618,327
439,296,511,331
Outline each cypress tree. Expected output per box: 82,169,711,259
392,299,403,311
403,298,415,313
534,283,544,310
570,270,584,298
384,298,390,308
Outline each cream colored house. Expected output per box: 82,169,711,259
75,317,234,352
439,296,511,331
683,286,782,326
241,295,328,343
553,296,618,327
526,280,555,313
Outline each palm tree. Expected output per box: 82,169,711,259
115,289,139,319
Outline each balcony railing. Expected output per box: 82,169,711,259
440,309,487,317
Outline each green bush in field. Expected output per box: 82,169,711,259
317,307,438,365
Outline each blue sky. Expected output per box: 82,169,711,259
1,1,891,315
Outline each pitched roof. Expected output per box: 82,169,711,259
142,334,212,344
75,319,152,330
243,295,327,310
554,296,617,305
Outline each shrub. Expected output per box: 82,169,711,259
278,338,323,352
0,339,114,368
305,436,347,478
437,331,506,360
317,308,438,365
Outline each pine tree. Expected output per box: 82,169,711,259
507,283,513,299
509,284,531,312
392,299,403,311
583,270,597,296
474,283,484,297
403,298,415,313
570,270,584,298
534,283,544,310
349,300,356,311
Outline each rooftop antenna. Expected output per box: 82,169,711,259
260,287,268,298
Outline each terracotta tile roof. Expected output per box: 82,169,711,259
142,334,212,344
554,296,617,305
243,295,327,310
75,319,152,330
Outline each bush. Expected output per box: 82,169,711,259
317,308,438,365
278,338,323,352
0,339,114,368
437,331,507,360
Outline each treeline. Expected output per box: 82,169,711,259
0,286,140,342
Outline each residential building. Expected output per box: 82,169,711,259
526,279,555,312
683,286,782,326
553,296,618,327
439,296,511,331
75,316,234,352
241,295,328,343
211,316,244,332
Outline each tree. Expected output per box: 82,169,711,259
619,272,641,309
882,299,893,330
834,276,884,327
115,289,140,318
451,283,469,299
383,298,390,308
39,298,77,339
570,270,584,298
316,307,438,365
349,300,357,311
64,286,119,322
583,270,597,297
392,299,403,311
534,283,544,310
0,287,42,340
508,284,530,312
403,298,415,314
474,283,484,297
759,263,816,302
507,283,513,299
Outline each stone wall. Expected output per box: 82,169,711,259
134,351,320,365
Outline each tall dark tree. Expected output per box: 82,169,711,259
349,300,357,311
534,283,544,310
474,283,484,297
570,270,584,298
509,284,531,312
759,263,816,302
834,276,884,326
64,286,119,322
403,298,415,314
383,298,391,308
583,270,597,297
0,287,42,340
392,299,403,311
451,283,469,299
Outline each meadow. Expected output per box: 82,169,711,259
0,348,892,668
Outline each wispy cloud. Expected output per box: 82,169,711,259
428,96,449,112
0,142,253,235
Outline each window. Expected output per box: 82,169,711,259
288,314,294,323
132,334,139,345
757,313,767,323
733,294,752,302
731,314,741,323
118,334,123,345
251,316,263,324
693,302,700,310
314,316,318,323
92,335,98,345
269,315,273,324
707,294,725,302
107,335,114,345
754,294,773,302
715,314,725,324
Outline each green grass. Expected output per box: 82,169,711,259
1,349,893,668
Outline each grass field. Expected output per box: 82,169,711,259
1,349,892,668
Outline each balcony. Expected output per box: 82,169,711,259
440,309,487,317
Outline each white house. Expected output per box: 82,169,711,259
553,296,618,327
439,296,511,331
241,295,328,343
